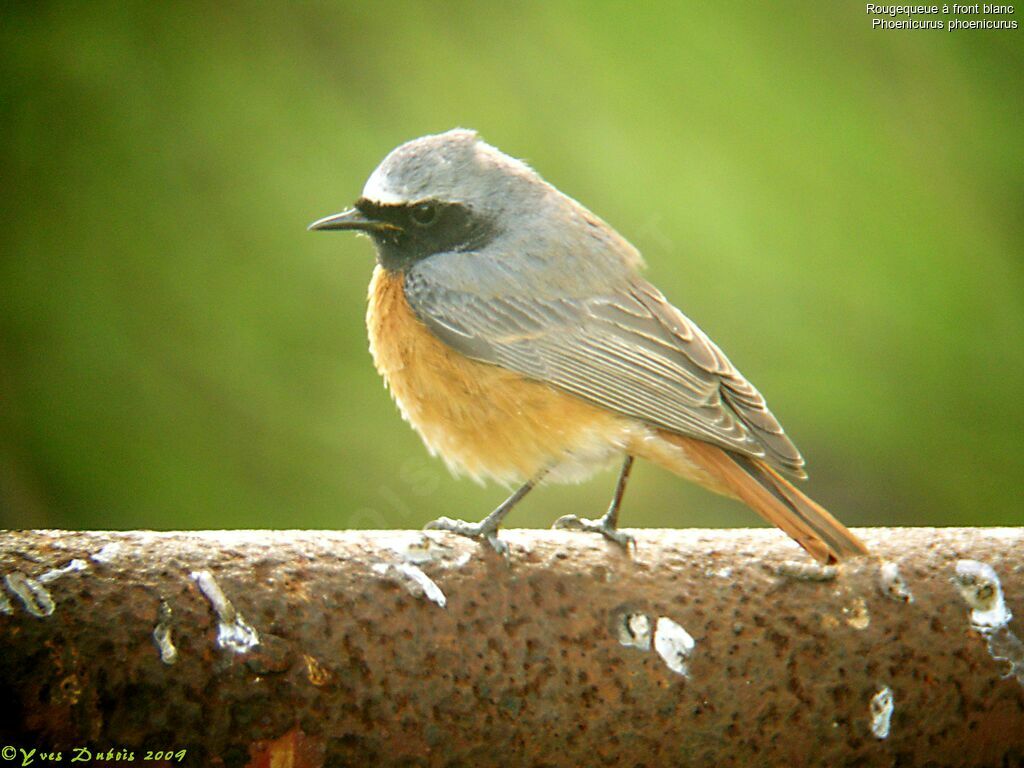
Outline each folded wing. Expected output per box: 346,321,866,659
403,272,807,478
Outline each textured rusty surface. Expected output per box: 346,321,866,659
1,528,1022,767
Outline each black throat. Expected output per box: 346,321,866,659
356,197,498,272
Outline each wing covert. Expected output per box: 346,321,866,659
403,270,806,477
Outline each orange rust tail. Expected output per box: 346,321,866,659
658,435,869,564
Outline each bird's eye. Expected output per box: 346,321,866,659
410,202,438,227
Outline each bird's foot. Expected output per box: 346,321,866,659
423,516,508,556
552,514,636,551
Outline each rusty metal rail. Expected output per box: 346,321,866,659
0,528,1022,766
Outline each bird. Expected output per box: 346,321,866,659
309,129,868,564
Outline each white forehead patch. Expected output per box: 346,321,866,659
358,129,542,210
361,167,409,205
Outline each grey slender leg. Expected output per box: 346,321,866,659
425,471,546,555
553,455,636,550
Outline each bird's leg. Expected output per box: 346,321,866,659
424,471,546,556
553,455,636,550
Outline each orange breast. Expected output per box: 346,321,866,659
365,266,629,484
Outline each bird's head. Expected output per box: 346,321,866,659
309,129,547,272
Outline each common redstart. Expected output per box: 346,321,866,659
310,129,868,563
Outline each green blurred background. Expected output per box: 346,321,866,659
1,2,1021,532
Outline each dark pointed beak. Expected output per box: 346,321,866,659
307,208,398,233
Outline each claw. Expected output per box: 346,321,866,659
606,528,637,551
423,516,508,556
551,513,587,532
553,514,635,551
483,532,509,557
423,516,458,532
